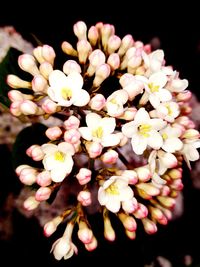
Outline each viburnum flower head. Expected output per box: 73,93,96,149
6,20,200,261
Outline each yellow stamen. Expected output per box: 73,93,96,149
165,104,172,116
61,87,72,100
139,124,151,137
110,98,117,104
162,133,168,140
148,82,159,93
106,183,119,195
92,126,103,138
54,151,65,162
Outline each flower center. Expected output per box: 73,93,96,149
148,82,159,93
54,151,65,162
61,87,72,101
92,126,103,139
165,104,172,116
106,183,119,195
139,124,151,137
162,133,168,140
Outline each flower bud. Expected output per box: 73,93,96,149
107,53,120,70
78,221,93,244
76,168,92,185
101,150,118,164
45,126,62,140
7,74,31,89
23,196,40,211
89,94,106,111
93,63,111,87
35,186,51,201
88,26,99,46
20,100,38,115
103,216,115,241
107,35,121,54
77,40,92,64
44,216,63,237
39,62,53,79
36,171,52,187
61,41,77,56
32,74,48,93
84,236,98,251
63,60,81,75
18,54,39,76
64,129,81,144
42,45,56,65
142,218,157,234
64,115,80,130
73,21,87,40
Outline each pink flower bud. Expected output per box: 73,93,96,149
107,35,121,54
26,145,44,161
78,221,93,244
19,167,37,185
136,183,160,196
101,150,118,164
35,186,51,201
8,90,24,102
16,164,32,176
41,98,57,114
125,229,136,240
122,198,138,213
93,63,111,87
107,53,120,70
84,236,98,251
36,171,52,187
77,40,92,64
89,94,106,111
64,129,81,144
87,49,106,76
33,46,45,64
7,74,31,89
42,45,56,65
101,24,115,50
176,90,192,102
23,196,40,211
61,41,77,56
119,107,137,120
20,100,38,115
63,60,81,75
45,126,62,141
119,170,138,185
118,34,134,56
133,203,148,219
73,21,87,40
104,216,116,241
143,44,151,53
85,141,103,158
135,166,151,182
88,26,99,46
77,191,92,206
10,101,21,116
76,168,92,185
32,74,48,93
142,218,157,234
157,196,176,208
39,62,53,79
64,115,80,130
43,216,63,237
167,168,182,179
18,54,39,76
118,213,137,232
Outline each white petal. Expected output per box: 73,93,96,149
49,70,67,87
101,117,116,135
101,134,120,147
73,89,90,106
162,138,183,153
66,72,83,90
158,88,172,102
148,131,163,149
43,155,57,170
86,113,102,129
149,94,160,108
150,118,166,130
134,107,150,124
122,121,136,138
188,146,199,161
131,134,147,155
171,79,188,92
58,142,75,155
41,144,57,154
119,187,133,201
98,188,108,205
149,71,167,88
106,196,121,213
78,127,92,141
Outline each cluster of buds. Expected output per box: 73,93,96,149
6,21,200,260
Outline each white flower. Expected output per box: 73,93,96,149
41,142,75,182
122,107,166,155
180,140,200,168
98,176,133,213
79,112,120,147
142,49,164,75
160,125,183,153
47,70,90,107
105,89,128,117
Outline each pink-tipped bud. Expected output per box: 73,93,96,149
61,41,77,56
33,46,45,64
118,170,138,185
171,179,183,191
160,185,171,196
119,107,137,120
32,74,48,93
19,167,38,185
64,115,80,130
64,129,81,144
93,63,111,87
76,168,92,185
16,164,32,176
36,171,52,187
43,216,63,237
18,54,39,76
104,216,115,241
23,196,40,211
143,44,151,54
86,141,103,158
157,196,176,209
26,144,44,161
84,236,98,251
118,34,134,56
8,89,24,102
78,221,93,244
42,45,56,65
73,21,87,40
101,24,115,50
77,40,92,64
101,149,118,164
135,166,151,182
20,100,38,115
125,230,136,240
41,98,57,114
35,186,51,201
7,74,31,89
89,94,106,111
136,183,160,196
10,101,21,116
142,218,157,234
118,213,137,232
45,126,62,141
182,129,200,139
158,151,178,168
107,53,120,70
133,203,148,219
107,35,121,54
88,26,99,46
39,62,53,79
77,191,92,206
167,168,183,179
122,197,138,213
176,90,192,102
63,60,81,75
87,49,106,76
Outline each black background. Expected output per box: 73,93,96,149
1,1,200,266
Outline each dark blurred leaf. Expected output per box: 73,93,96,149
0,47,32,108
12,123,48,169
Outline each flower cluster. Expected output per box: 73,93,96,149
6,21,200,260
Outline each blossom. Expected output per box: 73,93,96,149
122,107,166,155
